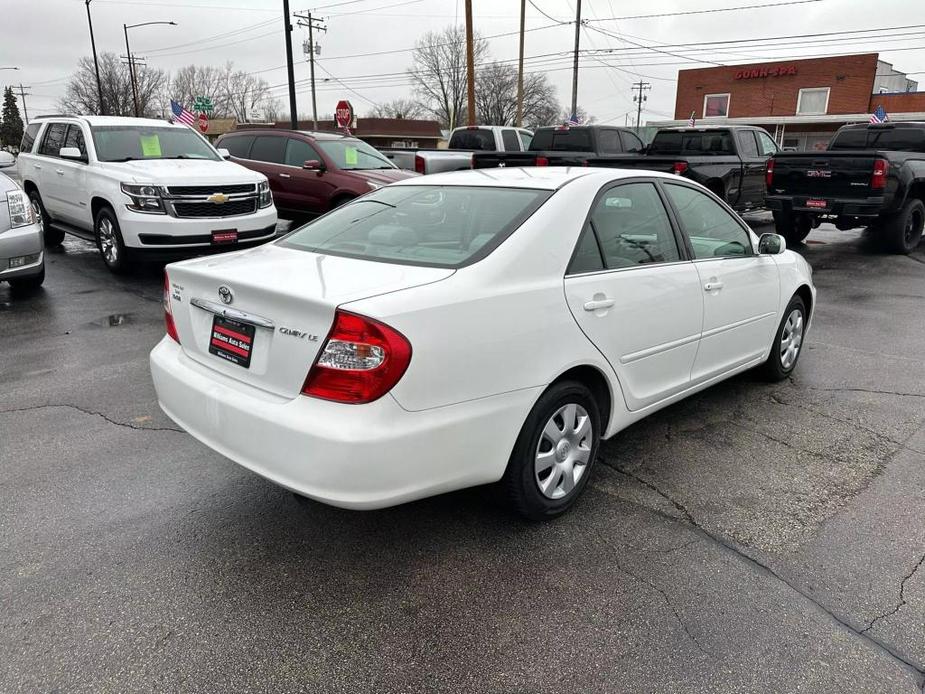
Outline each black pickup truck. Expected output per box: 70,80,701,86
471,125,646,169
586,126,779,213
766,122,925,253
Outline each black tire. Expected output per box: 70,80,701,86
28,190,64,247
773,211,812,245
94,206,132,274
761,295,807,381
880,198,924,254
8,265,45,292
502,380,601,521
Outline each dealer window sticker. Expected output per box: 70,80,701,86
345,146,358,166
140,134,162,157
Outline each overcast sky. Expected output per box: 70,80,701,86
5,0,925,124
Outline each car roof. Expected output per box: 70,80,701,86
35,115,182,128
391,166,683,191
226,129,353,141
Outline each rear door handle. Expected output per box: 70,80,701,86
583,298,615,311
55,169,65,176
34,164,42,170
279,173,291,179
704,281,724,292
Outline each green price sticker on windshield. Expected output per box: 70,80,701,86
345,146,358,166
140,134,162,157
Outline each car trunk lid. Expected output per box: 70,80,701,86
770,152,880,198
166,243,453,398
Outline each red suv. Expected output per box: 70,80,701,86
216,129,417,218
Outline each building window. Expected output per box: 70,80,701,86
703,93,730,118
796,87,830,115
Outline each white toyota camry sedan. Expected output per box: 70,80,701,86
150,167,814,520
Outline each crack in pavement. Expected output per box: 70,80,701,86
599,459,925,687
0,403,183,433
863,553,925,635
802,386,925,399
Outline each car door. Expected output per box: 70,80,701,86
735,130,765,207
35,122,68,217
52,124,90,226
662,181,779,383
564,180,704,411
500,128,521,152
754,130,780,206
246,134,290,210
282,137,329,214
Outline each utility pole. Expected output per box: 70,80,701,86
464,0,476,126
282,0,298,129
515,0,525,127
17,85,31,124
570,0,581,118
631,81,651,132
294,11,327,130
123,25,139,117
85,0,105,115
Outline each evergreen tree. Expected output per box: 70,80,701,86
1,87,24,150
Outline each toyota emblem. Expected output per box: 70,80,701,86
218,286,233,305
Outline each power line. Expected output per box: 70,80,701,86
588,0,825,22
145,17,277,54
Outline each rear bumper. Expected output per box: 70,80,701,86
150,337,540,509
0,221,44,279
766,195,886,218
118,204,278,249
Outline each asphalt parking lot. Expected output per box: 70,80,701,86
3,218,925,693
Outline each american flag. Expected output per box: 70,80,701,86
870,104,888,124
170,100,196,126
566,112,582,126
688,110,696,127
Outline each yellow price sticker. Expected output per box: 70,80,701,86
345,146,358,166
140,134,161,157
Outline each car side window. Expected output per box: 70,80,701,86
567,224,605,274
285,138,321,167
39,123,67,157
222,134,254,159
598,130,623,155
663,183,753,259
63,125,87,157
501,129,520,151
756,131,779,156
619,131,645,153
518,130,533,150
590,182,680,268
736,130,759,157
249,135,287,164
21,122,41,153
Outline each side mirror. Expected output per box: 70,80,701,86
59,147,85,161
758,232,786,255
217,147,231,159
303,159,323,171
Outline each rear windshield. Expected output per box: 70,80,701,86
448,129,496,150
829,127,925,152
91,125,220,162
648,131,734,155
530,128,593,152
280,185,551,268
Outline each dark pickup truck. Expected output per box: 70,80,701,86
471,125,646,169
586,126,780,213
766,122,925,253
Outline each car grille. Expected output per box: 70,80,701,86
167,184,256,196
172,199,257,218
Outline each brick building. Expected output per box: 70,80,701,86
650,53,923,151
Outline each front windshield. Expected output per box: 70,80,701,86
315,139,394,170
280,185,551,268
91,125,220,162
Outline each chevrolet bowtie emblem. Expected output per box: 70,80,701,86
207,193,229,204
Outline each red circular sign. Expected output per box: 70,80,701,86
335,100,354,128
198,112,209,133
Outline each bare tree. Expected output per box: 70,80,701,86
171,64,228,116
473,63,560,127
408,26,488,130
367,98,425,119
61,52,166,117
222,67,274,122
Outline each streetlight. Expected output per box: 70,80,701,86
0,67,20,71
83,0,106,115
123,20,177,117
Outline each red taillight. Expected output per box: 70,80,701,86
871,158,889,190
414,154,425,175
672,161,688,175
301,310,411,404
163,272,180,343
765,158,775,188
535,156,549,167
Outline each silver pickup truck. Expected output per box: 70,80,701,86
382,125,533,175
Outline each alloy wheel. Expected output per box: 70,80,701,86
534,403,593,500
98,217,118,264
779,308,804,370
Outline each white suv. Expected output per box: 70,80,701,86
18,116,277,273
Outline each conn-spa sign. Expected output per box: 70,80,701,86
734,65,798,80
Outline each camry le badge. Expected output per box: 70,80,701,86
218,286,233,305
207,192,229,204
